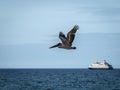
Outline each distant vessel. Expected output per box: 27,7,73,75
88,60,113,70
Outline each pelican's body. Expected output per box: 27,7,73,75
50,25,79,50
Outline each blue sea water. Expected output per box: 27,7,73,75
0,69,120,90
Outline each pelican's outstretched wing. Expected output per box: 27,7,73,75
59,32,68,45
67,25,79,45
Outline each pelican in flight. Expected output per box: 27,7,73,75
50,25,79,50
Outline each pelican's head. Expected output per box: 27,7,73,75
49,43,62,49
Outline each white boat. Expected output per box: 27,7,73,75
88,60,113,70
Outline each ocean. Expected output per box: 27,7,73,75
0,69,120,90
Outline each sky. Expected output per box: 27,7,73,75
0,0,120,68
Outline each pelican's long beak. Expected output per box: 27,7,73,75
49,43,60,49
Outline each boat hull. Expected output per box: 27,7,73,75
88,67,113,70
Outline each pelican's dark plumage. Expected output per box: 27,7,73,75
50,25,79,50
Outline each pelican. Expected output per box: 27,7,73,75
49,25,79,50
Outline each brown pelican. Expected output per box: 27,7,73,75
49,25,79,50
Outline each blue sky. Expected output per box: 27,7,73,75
0,0,120,68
